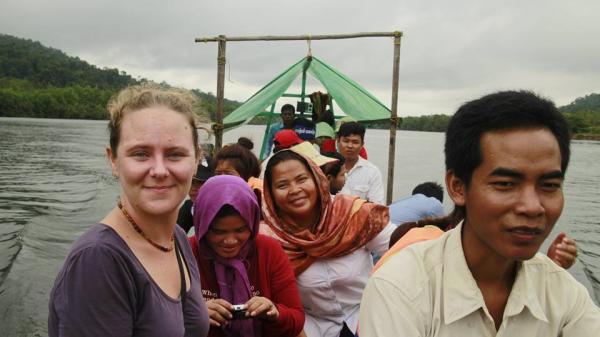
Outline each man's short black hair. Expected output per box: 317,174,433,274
445,90,571,186
337,122,365,142
412,182,444,203
281,104,295,114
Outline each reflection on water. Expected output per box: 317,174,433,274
0,119,599,336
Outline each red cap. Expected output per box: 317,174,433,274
274,129,303,151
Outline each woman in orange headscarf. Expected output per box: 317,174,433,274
261,149,394,337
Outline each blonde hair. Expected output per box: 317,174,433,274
107,83,200,157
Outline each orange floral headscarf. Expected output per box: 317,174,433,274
262,150,389,275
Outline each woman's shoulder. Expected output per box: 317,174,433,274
53,224,139,288
255,234,283,249
69,223,129,256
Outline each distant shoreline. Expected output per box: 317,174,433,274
2,116,599,140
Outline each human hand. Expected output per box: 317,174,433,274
547,232,578,269
245,296,279,322
206,298,233,327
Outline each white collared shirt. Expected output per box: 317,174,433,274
359,223,600,337
298,223,395,337
340,157,384,205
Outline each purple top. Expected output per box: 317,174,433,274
48,223,209,337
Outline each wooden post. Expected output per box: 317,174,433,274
214,35,226,151
386,32,402,204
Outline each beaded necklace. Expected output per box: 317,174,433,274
117,199,174,252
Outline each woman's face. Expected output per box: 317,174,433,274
270,159,319,227
107,106,198,217
205,214,251,258
214,159,241,178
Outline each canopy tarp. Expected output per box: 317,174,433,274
223,56,391,126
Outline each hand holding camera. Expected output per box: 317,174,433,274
206,297,279,327
245,296,279,322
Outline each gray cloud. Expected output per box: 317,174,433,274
1,0,599,116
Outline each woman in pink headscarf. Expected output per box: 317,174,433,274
189,175,304,337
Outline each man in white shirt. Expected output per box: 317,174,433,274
337,122,384,204
359,90,600,336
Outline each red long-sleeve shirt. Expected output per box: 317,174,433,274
189,234,305,337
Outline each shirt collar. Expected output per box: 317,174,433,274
442,223,485,324
442,223,548,325
503,258,549,322
348,156,367,174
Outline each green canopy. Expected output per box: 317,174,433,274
223,56,391,125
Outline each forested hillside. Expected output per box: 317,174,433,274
0,33,598,138
559,93,600,138
394,94,600,137
0,34,240,119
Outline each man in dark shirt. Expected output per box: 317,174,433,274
177,163,214,233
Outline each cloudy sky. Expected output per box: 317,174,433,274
1,0,599,116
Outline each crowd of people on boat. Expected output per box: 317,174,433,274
47,83,599,337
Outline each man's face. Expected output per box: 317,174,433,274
448,128,564,263
337,134,363,161
281,110,295,127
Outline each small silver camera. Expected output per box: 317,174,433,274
231,304,248,320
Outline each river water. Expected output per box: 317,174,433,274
1,117,599,336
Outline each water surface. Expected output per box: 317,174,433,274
1,118,598,336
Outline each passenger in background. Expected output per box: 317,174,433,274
388,181,445,226
314,122,336,153
262,149,394,337
320,151,346,195
335,117,368,159
189,175,304,337
273,130,304,153
337,122,383,204
48,84,209,337
213,143,263,195
293,116,316,142
262,104,296,158
177,163,214,233
259,129,304,179
237,136,255,151
214,144,260,182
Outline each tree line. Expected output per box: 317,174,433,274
1,34,598,138
0,34,239,120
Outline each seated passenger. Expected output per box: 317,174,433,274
315,122,336,153
213,143,262,194
320,151,347,195
262,149,394,337
388,181,445,225
189,175,304,337
177,163,214,233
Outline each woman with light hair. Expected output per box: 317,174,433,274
48,84,210,337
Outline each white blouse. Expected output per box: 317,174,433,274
297,223,394,337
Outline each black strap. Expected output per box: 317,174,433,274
174,237,186,309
